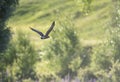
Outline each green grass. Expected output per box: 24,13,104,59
5,1,116,81
8,0,112,45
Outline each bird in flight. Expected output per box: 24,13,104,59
30,21,55,39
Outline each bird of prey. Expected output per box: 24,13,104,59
30,21,55,39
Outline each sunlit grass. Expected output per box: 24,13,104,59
1,0,119,81
2,0,118,81
8,0,111,47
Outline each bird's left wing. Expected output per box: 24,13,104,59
45,21,55,36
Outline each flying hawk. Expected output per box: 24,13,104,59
30,21,55,39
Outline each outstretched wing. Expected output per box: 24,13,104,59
45,21,55,36
30,27,44,36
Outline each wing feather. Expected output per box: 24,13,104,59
45,21,55,36
30,27,44,36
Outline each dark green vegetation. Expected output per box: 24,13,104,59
0,0,18,52
0,0,120,82
0,0,18,81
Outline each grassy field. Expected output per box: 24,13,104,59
8,0,112,46
4,0,120,81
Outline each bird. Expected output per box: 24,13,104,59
30,21,55,39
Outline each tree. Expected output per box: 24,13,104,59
0,0,18,52
0,0,18,81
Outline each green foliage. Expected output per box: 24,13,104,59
110,29,120,61
103,1,120,81
108,60,120,82
74,0,93,14
88,0,120,81
111,0,120,28
1,0,119,81
91,43,112,70
110,0,120,61
78,68,97,82
14,31,38,80
0,0,18,52
43,18,82,78
1,30,39,81
0,0,18,81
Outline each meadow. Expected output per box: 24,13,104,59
1,0,120,82
8,0,111,40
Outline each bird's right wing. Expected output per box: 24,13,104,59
30,27,44,36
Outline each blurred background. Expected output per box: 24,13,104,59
0,0,120,82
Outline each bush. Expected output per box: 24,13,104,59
3,30,39,81
41,18,82,80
